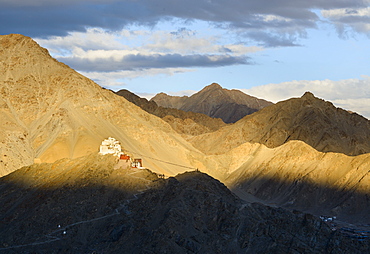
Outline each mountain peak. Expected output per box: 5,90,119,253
1,34,51,57
202,83,223,91
152,83,273,123
301,91,315,99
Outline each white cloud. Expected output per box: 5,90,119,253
35,28,130,55
144,29,262,55
79,68,195,89
36,26,259,73
242,76,370,119
321,7,370,36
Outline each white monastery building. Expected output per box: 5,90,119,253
99,137,123,157
99,137,144,169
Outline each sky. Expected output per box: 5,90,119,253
1,0,370,118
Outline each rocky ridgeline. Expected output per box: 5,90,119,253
151,83,273,123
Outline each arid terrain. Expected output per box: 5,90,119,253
1,34,370,253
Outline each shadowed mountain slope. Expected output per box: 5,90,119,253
0,156,368,253
190,92,370,156
115,89,226,136
151,83,273,123
0,34,204,177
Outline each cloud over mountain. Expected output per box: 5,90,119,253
60,53,251,72
2,0,369,44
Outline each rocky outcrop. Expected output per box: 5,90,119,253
151,83,273,123
115,89,226,136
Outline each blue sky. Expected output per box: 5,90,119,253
1,0,370,117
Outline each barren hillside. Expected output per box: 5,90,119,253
0,34,204,177
190,92,370,156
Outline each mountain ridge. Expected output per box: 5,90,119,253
151,83,273,123
189,91,370,156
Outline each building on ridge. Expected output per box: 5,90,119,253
99,137,122,157
99,137,144,169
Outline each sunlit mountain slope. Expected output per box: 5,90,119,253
0,34,204,177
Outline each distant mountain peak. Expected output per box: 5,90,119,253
202,83,223,91
152,83,273,123
302,91,315,99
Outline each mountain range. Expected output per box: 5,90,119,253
151,83,273,123
189,91,370,156
1,34,370,252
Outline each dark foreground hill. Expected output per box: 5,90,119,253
151,83,273,123
115,89,226,136
0,154,368,253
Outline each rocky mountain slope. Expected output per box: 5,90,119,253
0,34,205,177
190,91,370,156
115,89,226,136
151,83,273,123
0,155,368,253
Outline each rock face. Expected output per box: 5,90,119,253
151,83,273,123
0,34,203,177
115,89,226,136
0,159,368,253
190,92,370,156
